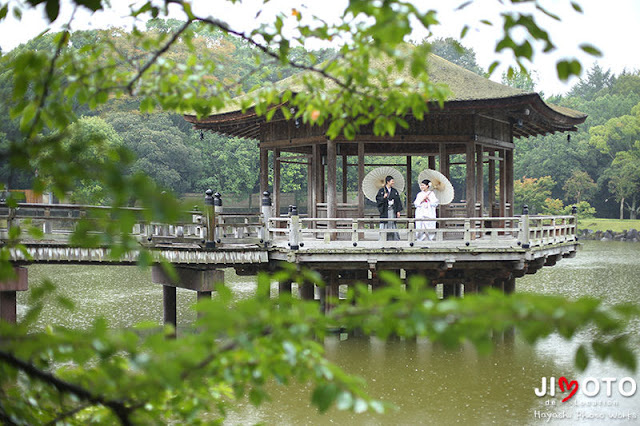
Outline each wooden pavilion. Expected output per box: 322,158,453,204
185,53,586,225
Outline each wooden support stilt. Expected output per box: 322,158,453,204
503,276,515,294
196,291,212,320
0,266,28,324
197,291,212,300
300,281,315,301
323,271,339,313
463,280,476,295
454,282,462,297
0,291,17,324
278,280,293,296
442,282,455,299
370,268,382,291
163,285,177,337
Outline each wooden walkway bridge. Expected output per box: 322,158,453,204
0,198,578,324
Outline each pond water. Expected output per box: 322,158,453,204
18,241,640,425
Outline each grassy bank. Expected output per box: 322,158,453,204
577,218,640,232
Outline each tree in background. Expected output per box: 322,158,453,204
604,144,640,219
567,63,614,101
513,176,555,214
501,68,537,92
64,117,124,205
424,37,485,75
563,170,597,204
104,112,204,197
610,70,640,97
590,102,640,218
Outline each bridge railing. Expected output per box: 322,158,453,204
1,202,577,250
0,203,265,248
268,213,577,249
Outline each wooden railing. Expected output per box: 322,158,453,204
0,203,263,248
1,203,576,250
268,213,577,249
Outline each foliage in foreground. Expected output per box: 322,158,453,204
1,268,638,425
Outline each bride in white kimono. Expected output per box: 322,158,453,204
414,179,439,241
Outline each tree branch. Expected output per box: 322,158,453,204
192,15,354,93
126,20,193,95
0,350,137,425
44,403,92,426
26,6,78,139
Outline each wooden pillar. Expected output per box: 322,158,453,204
319,148,326,204
488,149,496,217
313,144,324,206
326,139,337,238
499,149,506,218
307,157,314,217
406,155,412,218
357,142,365,217
0,266,28,324
312,144,320,217
342,153,348,203
465,142,476,219
476,145,484,217
428,155,436,170
439,143,449,218
259,147,269,196
273,148,281,217
505,148,514,217
163,285,177,331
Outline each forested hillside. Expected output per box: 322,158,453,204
1,21,638,218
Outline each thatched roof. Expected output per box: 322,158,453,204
185,52,586,139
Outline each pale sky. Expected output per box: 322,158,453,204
1,0,638,96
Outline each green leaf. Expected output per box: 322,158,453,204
45,0,59,22
575,345,589,371
556,59,582,81
311,383,339,413
571,2,583,13
79,0,102,11
487,61,500,75
0,4,9,20
579,44,602,57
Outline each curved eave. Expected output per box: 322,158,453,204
184,109,266,140
440,93,586,138
185,93,586,141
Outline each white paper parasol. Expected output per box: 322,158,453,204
362,167,405,202
417,169,454,205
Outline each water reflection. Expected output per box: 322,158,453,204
16,241,640,424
